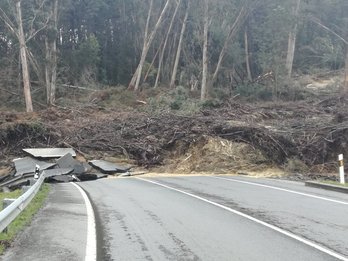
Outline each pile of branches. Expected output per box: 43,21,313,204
203,97,348,167
286,121,348,166
0,122,58,160
60,112,296,166
2,95,348,169
64,114,213,166
214,125,297,164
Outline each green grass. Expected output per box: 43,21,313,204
321,180,348,188
0,184,50,254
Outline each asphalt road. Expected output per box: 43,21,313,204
80,176,348,261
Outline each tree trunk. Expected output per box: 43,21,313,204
16,0,33,112
244,29,252,81
45,38,51,103
170,2,189,89
201,1,209,101
134,43,150,91
48,0,58,105
49,39,57,104
345,49,348,91
50,0,58,105
128,0,153,90
45,0,58,105
285,0,301,78
143,40,162,82
211,6,248,85
129,0,171,91
154,0,181,89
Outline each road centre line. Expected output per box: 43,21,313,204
136,177,348,261
72,183,97,261
210,176,348,205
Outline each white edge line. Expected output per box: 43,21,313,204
210,176,348,205
71,183,97,261
136,177,348,261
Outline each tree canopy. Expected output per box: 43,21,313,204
0,0,347,110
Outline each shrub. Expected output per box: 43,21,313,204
235,83,273,101
201,99,223,109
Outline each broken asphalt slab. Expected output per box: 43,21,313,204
56,153,91,174
74,173,99,181
0,172,37,188
46,175,75,183
0,176,23,188
13,157,56,177
42,168,74,178
23,148,76,158
89,160,131,174
7,178,33,191
2,150,116,188
46,173,103,183
95,173,108,179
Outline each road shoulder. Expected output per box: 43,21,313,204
1,183,88,261
305,181,348,194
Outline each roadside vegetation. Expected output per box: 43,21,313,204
0,184,50,254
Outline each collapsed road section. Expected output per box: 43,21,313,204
0,148,134,192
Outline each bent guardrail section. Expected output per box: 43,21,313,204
0,174,45,233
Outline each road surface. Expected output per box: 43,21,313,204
79,175,348,261
2,183,89,261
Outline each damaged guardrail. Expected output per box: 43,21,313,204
0,173,45,233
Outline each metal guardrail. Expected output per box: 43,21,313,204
0,174,45,233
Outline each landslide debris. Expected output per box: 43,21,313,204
1,95,347,178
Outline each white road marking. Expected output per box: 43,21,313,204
137,177,348,261
210,176,348,205
72,183,97,261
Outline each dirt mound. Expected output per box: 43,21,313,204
156,136,269,174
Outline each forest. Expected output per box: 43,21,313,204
1,0,348,177
0,0,347,112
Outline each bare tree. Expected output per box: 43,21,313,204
345,49,348,90
201,0,209,101
45,0,58,105
285,0,301,78
310,16,348,91
211,6,249,85
154,0,181,89
200,2,251,100
16,0,33,112
245,29,252,81
170,1,189,89
0,1,33,112
0,0,49,112
128,0,172,91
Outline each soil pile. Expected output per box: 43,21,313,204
156,136,269,174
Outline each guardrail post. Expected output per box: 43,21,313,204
338,154,345,184
2,199,16,233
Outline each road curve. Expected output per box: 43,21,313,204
80,176,348,261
